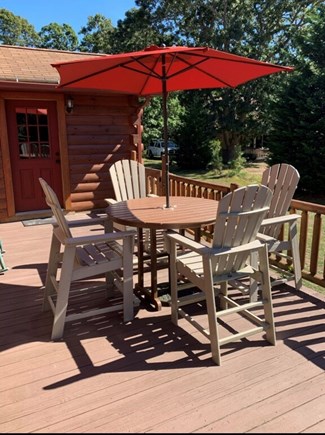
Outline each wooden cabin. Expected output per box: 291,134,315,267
0,45,145,222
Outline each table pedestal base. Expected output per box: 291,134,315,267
135,227,171,311
134,283,163,310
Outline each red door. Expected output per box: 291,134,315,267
6,100,63,212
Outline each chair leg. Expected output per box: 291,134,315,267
169,240,179,326
51,246,75,341
105,269,115,298
258,245,276,346
249,250,259,302
122,235,135,322
219,281,228,310
104,220,116,298
43,232,61,311
289,221,302,290
204,274,221,366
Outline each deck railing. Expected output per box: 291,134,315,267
290,199,325,288
145,165,325,289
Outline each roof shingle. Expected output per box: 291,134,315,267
0,45,105,85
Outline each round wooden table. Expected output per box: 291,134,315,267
107,196,218,309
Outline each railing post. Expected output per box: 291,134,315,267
230,183,239,191
130,150,137,161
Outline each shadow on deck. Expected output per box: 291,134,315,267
0,216,324,433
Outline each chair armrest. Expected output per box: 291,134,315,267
105,198,118,205
206,240,263,259
54,227,136,247
165,231,205,253
166,231,263,258
66,216,108,228
260,213,301,228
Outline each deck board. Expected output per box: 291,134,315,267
1,214,324,433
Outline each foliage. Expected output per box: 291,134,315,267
110,7,164,53
38,23,78,50
142,94,185,147
78,14,114,53
132,0,321,166
0,8,40,46
208,138,223,172
174,91,216,169
266,3,325,194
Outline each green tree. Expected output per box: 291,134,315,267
0,8,40,46
142,94,185,147
267,4,325,195
78,14,114,53
174,91,216,169
110,7,163,53
38,23,78,50
134,0,322,165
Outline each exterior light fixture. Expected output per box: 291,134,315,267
66,96,74,113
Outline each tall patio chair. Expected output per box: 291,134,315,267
108,159,149,203
165,184,275,366
39,177,137,341
249,163,302,301
105,159,165,255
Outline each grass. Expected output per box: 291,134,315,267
143,157,265,186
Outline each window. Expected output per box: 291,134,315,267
16,108,50,159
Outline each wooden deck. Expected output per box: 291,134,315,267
1,213,325,433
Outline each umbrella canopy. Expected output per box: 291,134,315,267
52,45,294,207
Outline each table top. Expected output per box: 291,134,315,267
106,196,218,230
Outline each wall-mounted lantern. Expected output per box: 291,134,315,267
66,96,74,114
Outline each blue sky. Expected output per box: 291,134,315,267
1,0,137,32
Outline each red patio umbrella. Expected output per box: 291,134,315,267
52,45,293,208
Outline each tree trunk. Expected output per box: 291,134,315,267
221,130,241,163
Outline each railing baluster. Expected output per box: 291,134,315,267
310,213,321,275
299,210,308,271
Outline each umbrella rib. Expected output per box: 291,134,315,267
177,50,287,68
167,55,235,88
58,55,162,89
124,53,235,92
123,59,162,95
125,56,164,94
166,51,289,88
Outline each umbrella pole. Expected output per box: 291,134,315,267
162,78,170,208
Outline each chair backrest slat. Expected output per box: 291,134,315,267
39,178,72,240
211,184,272,275
110,160,147,201
261,163,300,238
